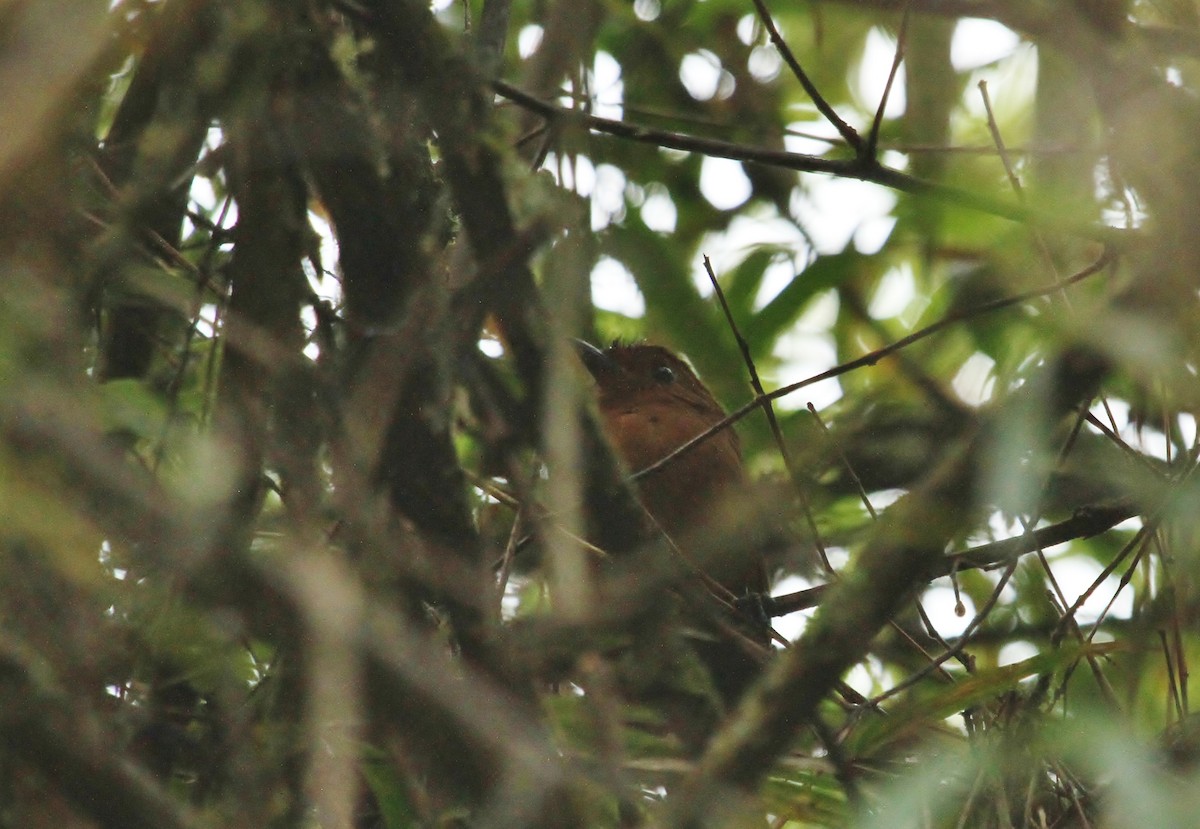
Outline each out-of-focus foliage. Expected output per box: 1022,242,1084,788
3,0,1200,826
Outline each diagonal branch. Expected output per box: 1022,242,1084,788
770,497,1142,615
493,80,1132,245
749,0,863,152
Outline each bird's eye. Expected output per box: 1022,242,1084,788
652,365,676,384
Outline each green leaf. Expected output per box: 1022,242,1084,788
99,378,169,440
846,640,1121,757
362,750,421,829
722,246,779,323
748,249,870,356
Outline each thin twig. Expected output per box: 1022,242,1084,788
1051,521,1153,643
155,193,235,472
801,395,961,673
701,256,789,472
1083,533,1149,648
866,561,1018,706
810,716,862,807
1159,630,1185,723
954,764,988,829
978,80,1024,198
981,79,1133,447
866,5,910,159
495,507,524,617
1046,586,1122,711
700,255,832,573
807,403,874,519
1174,594,1190,716
748,0,863,152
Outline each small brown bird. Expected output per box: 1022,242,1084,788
575,340,770,703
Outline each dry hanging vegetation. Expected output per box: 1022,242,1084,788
4,0,1200,827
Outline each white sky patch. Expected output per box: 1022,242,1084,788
1053,556,1134,624
792,178,897,253
479,337,504,358
546,153,596,194
784,123,838,156
680,50,733,101
308,211,340,300
921,584,974,638
591,257,645,316
181,127,227,244
952,352,997,406
768,574,815,642
961,42,1038,123
694,209,808,298
699,156,752,210
998,640,1039,668
518,25,543,59
880,149,908,171
1127,424,1169,460
771,611,808,645
302,304,321,360
749,44,782,83
869,263,916,319
770,294,841,410
1086,398,1182,464
633,0,661,22
641,186,677,233
189,175,218,214
592,51,624,119
754,257,801,312
591,163,628,229
736,13,758,45
1179,413,1196,448
1090,397,1128,427
854,214,897,254
195,303,220,339
844,661,883,697
951,19,1020,71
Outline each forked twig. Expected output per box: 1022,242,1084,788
748,0,863,152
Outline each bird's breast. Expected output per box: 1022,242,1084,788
600,401,743,538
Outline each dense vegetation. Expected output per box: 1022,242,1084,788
3,0,1200,826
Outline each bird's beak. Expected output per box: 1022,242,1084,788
573,338,620,379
